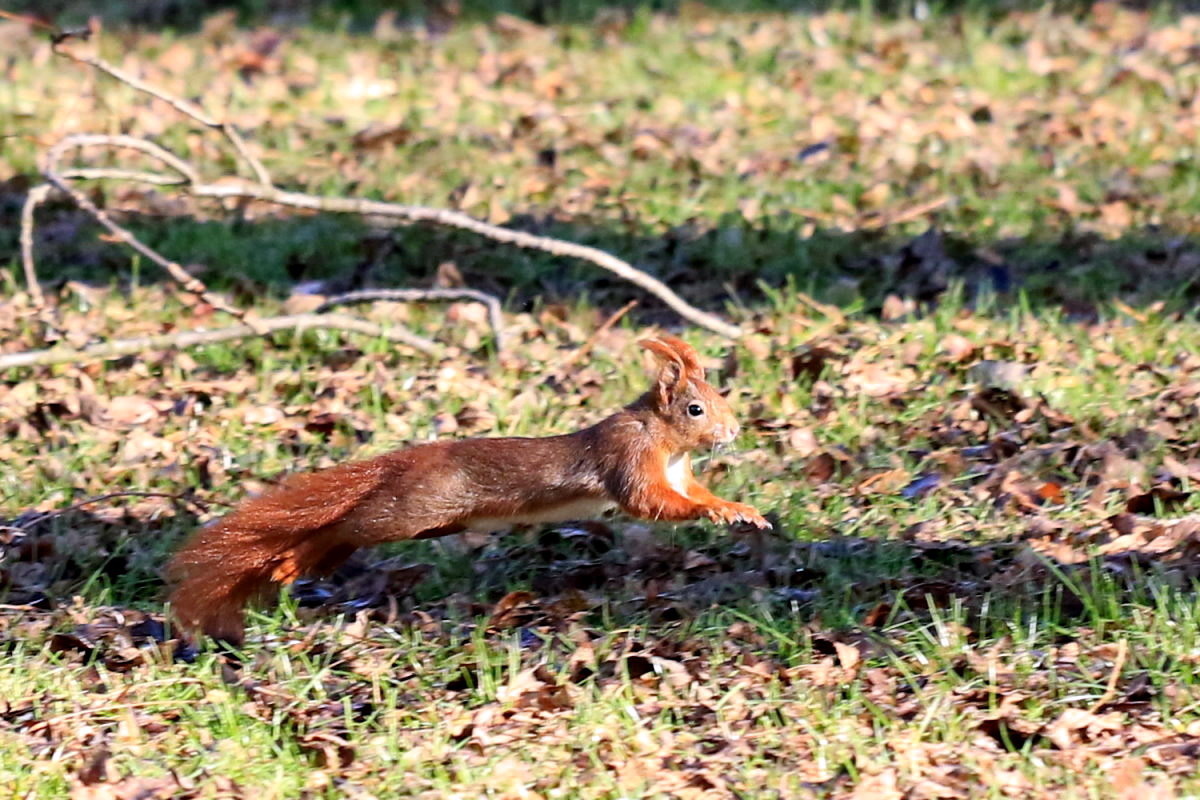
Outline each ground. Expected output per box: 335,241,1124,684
3,3,1200,798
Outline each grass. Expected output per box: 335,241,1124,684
5,286,1200,797
5,1,1200,797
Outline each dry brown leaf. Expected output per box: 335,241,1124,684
787,427,819,457
104,396,160,427
851,767,901,800
940,334,975,363
833,640,862,672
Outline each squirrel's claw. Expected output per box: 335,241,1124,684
708,502,771,530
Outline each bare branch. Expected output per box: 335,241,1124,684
222,127,273,187
61,168,188,186
862,195,950,229
19,184,50,307
43,137,740,338
48,133,200,184
319,288,506,351
53,43,272,186
0,9,58,31
41,139,247,324
0,313,439,370
39,40,743,342
193,181,743,339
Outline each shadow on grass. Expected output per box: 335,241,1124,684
3,493,1196,671
4,177,1199,332
0,505,201,612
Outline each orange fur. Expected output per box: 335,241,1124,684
168,337,769,643
169,458,395,642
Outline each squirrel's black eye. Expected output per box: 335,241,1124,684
687,403,704,417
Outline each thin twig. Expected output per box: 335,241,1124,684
319,288,506,351
1089,638,1129,713
36,40,742,349
194,180,742,338
47,136,740,337
0,312,439,370
862,195,951,229
19,184,50,307
44,136,729,340
41,137,246,324
53,43,272,186
0,9,58,30
563,300,638,367
40,169,243,320
49,144,738,338
62,167,189,186
48,133,200,183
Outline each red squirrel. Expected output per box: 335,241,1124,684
168,335,769,643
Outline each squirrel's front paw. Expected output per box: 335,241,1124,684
708,502,772,530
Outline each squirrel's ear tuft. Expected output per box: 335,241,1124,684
654,335,702,375
640,337,682,366
639,337,689,407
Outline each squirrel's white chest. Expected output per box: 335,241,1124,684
466,496,617,533
665,454,691,495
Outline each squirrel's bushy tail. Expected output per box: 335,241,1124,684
168,459,391,644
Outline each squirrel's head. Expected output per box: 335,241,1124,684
639,335,740,450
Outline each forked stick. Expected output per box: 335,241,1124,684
43,36,741,339
10,29,741,372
